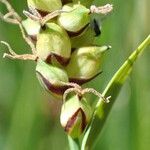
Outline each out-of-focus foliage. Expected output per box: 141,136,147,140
0,0,149,150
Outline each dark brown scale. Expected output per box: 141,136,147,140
67,23,89,37
36,9,49,17
45,53,70,66
41,24,47,30
53,53,70,66
69,71,103,85
62,0,72,5
65,108,86,133
30,35,37,43
36,72,72,95
71,48,76,53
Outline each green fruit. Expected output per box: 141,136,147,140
60,94,92,138
57,3,90,32
36,59,69,97
36,23,71,65
65,46,111,84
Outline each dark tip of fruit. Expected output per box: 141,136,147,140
41,24,46,30
36,71,71,95
36,9,49,17
69,71,103,85
65,108,86,133
46,53,70,66
67,23,89,37
62,0,71,5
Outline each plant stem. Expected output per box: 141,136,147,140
68,136,80,150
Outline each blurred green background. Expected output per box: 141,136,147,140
0,0,149,150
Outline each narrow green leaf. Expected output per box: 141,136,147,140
82,35,150,150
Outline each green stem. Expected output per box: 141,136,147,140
81,35,150,150
68,136,80,150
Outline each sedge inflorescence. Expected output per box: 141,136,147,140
0,0,112,138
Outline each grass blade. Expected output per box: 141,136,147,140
82,35,150,150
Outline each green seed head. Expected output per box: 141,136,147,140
36,23,71,65
57,3,90,32
65,46,111,84
27,0,62,12
36,59,69,98
60,94,92,138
